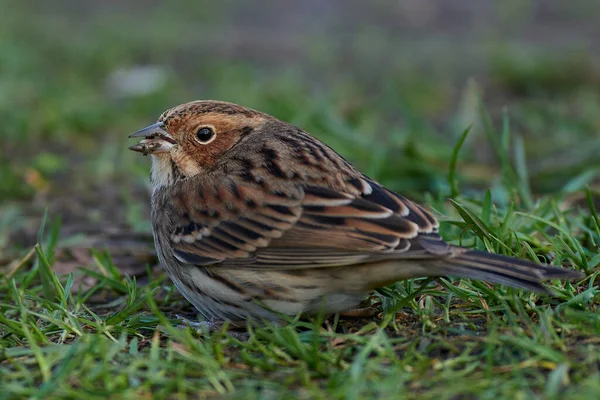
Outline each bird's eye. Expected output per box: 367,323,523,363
195,127,215,143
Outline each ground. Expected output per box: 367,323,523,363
1,1,599,399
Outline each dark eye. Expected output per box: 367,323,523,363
196,127,214,143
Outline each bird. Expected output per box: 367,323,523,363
128,100,583,322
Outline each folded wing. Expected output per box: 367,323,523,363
169,176,451,269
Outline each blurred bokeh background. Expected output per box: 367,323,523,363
2,0,600,264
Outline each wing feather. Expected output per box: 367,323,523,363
168,176,448,269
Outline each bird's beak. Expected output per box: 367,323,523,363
128,122,176,156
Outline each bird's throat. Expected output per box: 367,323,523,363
150,152,203,191
150,155,178,190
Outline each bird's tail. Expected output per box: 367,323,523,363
440,247,583,293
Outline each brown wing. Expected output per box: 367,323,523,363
168,174,451,269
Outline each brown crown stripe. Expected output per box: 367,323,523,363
160,101,266,122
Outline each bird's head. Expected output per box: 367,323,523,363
129,100,271,187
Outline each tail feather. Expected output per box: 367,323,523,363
442,247,583,293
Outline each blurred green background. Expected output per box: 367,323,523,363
1,0,600,260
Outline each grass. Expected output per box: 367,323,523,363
1,2,600,399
